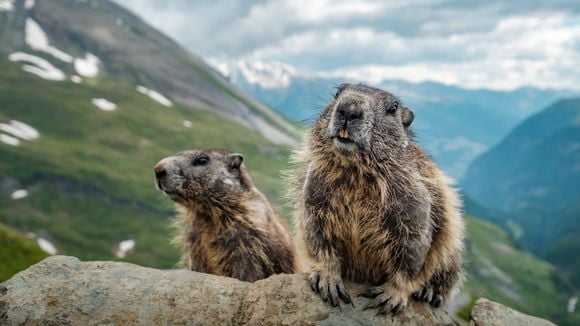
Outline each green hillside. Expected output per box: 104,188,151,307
462,98,580,306
0,223,48,282
463,217,573,323
0,58,292,269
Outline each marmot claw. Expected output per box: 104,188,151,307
412,286,444,307
309,270,352,307
361,286,408,315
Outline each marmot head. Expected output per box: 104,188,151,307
154,148,248,206
311,83,414,156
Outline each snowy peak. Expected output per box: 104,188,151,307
211,59,299,89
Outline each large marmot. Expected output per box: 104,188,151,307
154,148,299,282
289,83,465,314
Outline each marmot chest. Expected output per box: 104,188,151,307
312,175,394,237
307,173,404,273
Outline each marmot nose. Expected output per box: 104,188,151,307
337,103,363,121
154,164,167,179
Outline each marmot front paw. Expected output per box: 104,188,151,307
412,285,444,307
360,285,409,315
309,270,352,306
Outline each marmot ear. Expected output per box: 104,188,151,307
401,106,414,128
227,153,244,172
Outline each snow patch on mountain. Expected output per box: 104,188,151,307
0,0,14,11
25,18,73,63
136,85,173,107
116,239,135,258
91,98,117,111
9,52,66,81
0,119,39,146
10,189,28,200
71,75,82,84
37,237,57,255
74,53,100,78
0,120,40,141
0,134,20,146
568,296,578,314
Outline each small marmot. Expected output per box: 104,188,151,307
289,83,465,314
154,148,299,282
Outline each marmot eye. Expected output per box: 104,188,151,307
193,155,209,166
386,102,399,114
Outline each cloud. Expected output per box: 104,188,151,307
117,0,580,90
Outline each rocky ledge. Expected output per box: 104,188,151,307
0,256,554,325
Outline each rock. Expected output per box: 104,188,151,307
1,256,456,325
0,256,246,325
237,273,454,326
1,257,556,325
469,298,555,326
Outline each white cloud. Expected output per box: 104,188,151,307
257,13,580,90
283,0,383,23
117,0,580,91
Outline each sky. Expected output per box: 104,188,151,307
117,0,580,91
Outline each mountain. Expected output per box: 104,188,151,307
215,59,575,177
0,0,297,145
462,98,580,212
0,0,295,269
462,98,580,297
0,1,575,323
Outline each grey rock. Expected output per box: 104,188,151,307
1,256,456,325
469,298,555,326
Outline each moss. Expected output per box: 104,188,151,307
457,295,478,321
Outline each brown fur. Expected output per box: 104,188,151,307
288,84,465,313
155,148,300,282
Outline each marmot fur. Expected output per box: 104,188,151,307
155,148,299,282
288,83,465,314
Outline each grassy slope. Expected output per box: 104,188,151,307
464,217,574,323
0,223,48,282
1,58,575,323
0,58,291,269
